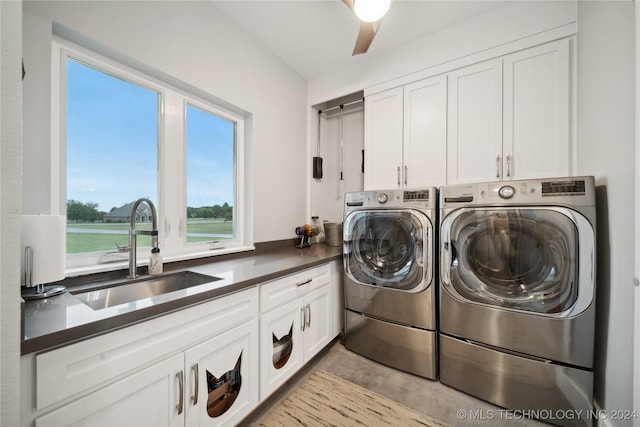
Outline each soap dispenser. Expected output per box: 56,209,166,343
149,247,163,275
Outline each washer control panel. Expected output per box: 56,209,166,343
344,188,437,211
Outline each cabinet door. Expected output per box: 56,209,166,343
302,284,332,362
329,259,344,339
447,58,503,184
36,354,184,427
404,75,447,188
503,39,571,180
259,298,304,400
364,87,404,190
184,318,259,427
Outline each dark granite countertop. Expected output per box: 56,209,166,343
22,244,342,355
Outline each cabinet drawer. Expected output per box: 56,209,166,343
36,286,258,410
260,263,331,313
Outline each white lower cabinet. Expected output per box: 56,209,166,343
36,353,184,427
23,261,342,427
184,318,259,426
259,264,334,400
35,319,259,427
259,298,305,398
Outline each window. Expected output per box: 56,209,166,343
55,38,249,272
66,58,159,254
186,103,235,244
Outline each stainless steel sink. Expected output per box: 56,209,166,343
72,271,221,310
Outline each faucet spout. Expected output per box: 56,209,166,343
128,197,159,279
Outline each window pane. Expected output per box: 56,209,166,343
66,58,159,254
186,104,235,243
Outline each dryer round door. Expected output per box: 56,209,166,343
440,207,595,316
344,209,432,292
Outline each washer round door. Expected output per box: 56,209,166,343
440,207,595,316
344,209,432,292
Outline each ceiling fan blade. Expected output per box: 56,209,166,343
342,0,354,10
352,21,378,55
342,0,383,55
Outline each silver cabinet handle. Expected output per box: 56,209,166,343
397,166,401,187
496,155,501,178
506,153,512,177
164,217,171,237
176,371,184,415
296,278,312,287
305,304,311,328
191,363,199,405
300,307,306,331
404,165,408,186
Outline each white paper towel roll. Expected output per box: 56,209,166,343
22,215,66,286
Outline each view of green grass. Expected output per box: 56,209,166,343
66,220,232,254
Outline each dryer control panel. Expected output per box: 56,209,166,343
441,176,595,209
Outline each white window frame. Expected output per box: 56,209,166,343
52,37,252,275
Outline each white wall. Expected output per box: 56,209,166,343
308,0,636,419
310,106,364,224
636,7,640,425
576,2,636,421
0,1,23,426
22,0,308,243
308,1,577,105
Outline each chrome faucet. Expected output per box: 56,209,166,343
128,198,158,279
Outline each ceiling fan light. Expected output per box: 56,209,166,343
353,0,390,23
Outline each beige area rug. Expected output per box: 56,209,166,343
258,370,451,427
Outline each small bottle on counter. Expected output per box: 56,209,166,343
149,247,163,275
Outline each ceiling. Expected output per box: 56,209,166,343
210,0,508,81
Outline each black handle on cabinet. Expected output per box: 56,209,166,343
296,278,312,287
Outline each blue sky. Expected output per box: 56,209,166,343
66,58,234,213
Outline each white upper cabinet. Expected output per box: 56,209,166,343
365,75,447,191
364,87,404,190
503,39,571,180
447,38,572,184
447,58,503,184
403,76,448,189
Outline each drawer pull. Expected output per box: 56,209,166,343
296,278,312,287
176,370,184,414
191,363,199,405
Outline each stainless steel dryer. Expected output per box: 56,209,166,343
343,188,437,379
439,176,596,427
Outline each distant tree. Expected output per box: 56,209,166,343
187,203,233,220
67,200,105,222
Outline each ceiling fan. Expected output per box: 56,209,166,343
342,0,391,55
